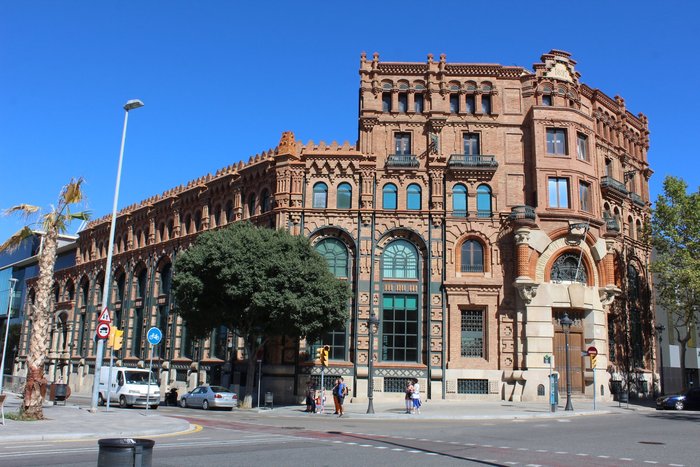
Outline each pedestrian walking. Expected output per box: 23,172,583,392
305,382,316,413
404,379,414,413
411,378,421,414
333,377,347,417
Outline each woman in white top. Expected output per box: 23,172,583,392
411,378,421,414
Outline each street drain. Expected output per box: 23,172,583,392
638,441,665,445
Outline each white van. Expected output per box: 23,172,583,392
98,366,160,409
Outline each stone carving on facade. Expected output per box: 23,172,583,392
514,279,538,304
289,213,301,225
514,228,530,245
360,117,379,132
599,286,621,306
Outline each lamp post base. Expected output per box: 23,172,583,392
565,398,574,411
366,397,375,414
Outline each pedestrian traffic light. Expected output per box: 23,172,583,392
113,329,124,351
316,345,330,367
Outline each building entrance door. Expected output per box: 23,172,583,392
553,310,585,393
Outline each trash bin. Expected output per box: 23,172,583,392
54,384,69,405
98,438,155,467
264,392,273,409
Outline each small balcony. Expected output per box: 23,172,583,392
601,176,628,196
630,192,646,207
448,154,498,170
386,154,419,168
604,215,620,236
509,205,536,222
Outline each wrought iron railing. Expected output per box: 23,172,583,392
601,176,628,195
448,154,498,168
630,192,645,207
604,216,620,233
386,154,419,168
509,205,536,221
460,264,484,273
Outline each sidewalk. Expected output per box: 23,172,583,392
253,396,656,420
0,392,191,442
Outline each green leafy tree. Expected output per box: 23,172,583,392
651,176,700,390
172,223,350,407
1,178,89,419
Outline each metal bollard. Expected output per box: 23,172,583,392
97,438,155,467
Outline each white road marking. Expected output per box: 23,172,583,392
464,443,476,446
517,448,529,451
620,458,634,461
375,446,387,449
359,444,372,447
499,446,511,449
576,453,589,456
426,453,438,456
598,455,610,458
669,464,685,466
555,451,568,454
482,444,493,447
408,450,421,453
535,449,548,452
391,448,404,451
449,441,460,444
525,464,542,467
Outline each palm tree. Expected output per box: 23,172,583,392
1,178,89,419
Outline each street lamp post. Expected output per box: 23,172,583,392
90,99,144,412
366,313,379,414
655,324,665,396
0,278,19,394
560,312,574,411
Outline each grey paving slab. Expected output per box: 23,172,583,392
0,392,191,442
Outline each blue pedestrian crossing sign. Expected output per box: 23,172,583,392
147,327,162,346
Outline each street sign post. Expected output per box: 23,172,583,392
587,346,598,410
145,327,162,414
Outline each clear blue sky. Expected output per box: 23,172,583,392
1,1,698,242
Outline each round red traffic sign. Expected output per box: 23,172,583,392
587,346,598,357
96,323,110,339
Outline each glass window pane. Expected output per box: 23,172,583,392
450,94,459,113
383,184,397,210
398,93,407,113
558,180,569,207
481,95,491,114
337,183,352,209
466,95,475,113
313,183,327,208
407,184,421,210
382,93,391,112
414,94,424,113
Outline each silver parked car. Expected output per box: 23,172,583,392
179,385,238,410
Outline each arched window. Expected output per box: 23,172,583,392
315,238,348,278
628,216,635,239
382,240,418,279
247,194,256,218
382,183,397,210
461,240,484,273
313,182,328,209
453,184,467,217
476,184,492,217
260,190,270,213
167,220,174,239
158,223,165,242
136,269,148,299
213,204,222,227
337,183,352,209
134,230,142,248
550,252,587,284
407,184,421,210
194,211,202,232
182,216,190,235
225,201,233,224
636,220,643,240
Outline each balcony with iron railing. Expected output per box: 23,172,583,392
630,192,645,207
600,176,628,196
448,154,498,170
386,154,419,168
509,205,536,224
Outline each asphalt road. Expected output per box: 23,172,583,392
2,404,697,466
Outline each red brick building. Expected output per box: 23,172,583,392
17,50,654,403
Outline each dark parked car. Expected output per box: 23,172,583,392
656,388,700,410
179,385,238,410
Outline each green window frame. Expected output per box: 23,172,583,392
315,238,348,278
382,240,418,279
381,294,419,362
337,183,352,209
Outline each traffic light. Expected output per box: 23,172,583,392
113,329,124,351
316,345,330,367
107,326,116,348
